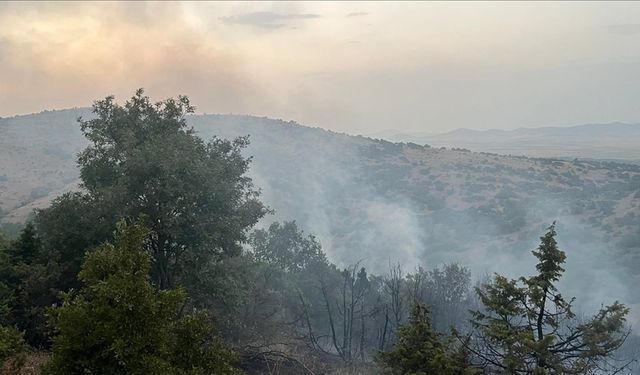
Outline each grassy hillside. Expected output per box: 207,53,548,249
1,110,639,307
0,109,90,223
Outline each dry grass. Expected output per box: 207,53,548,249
1,352,50,375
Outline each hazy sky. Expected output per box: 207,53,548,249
2,1,640,133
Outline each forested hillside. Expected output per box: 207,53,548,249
0,94,637,374
2,109,640,308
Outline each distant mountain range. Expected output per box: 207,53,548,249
369,123,640,162
1,109,640,310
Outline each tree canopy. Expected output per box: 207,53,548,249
76,89,266,289
467,223,630,374
6,90,268,347
250,221,327,273
33,89,266,293
43,219,240,375
378,303,476,375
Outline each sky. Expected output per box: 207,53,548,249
2,1,640,134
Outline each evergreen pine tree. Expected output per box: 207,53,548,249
43,219,241,375
378,303,476,375
467,223,629,374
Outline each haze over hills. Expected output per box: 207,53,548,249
5,2,640,371
371,123,640,162
1,109,640,314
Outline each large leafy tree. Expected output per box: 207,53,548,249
13,90,266,347
37,89,266,290
43,219,240,375
468,223,630,374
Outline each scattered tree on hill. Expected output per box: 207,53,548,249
466,223,630,374
43,219,240,375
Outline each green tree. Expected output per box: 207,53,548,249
43,219,240,375
0,230,27,366
0,231,9,257
37,89,266,290
468,223,629,374
19,193,117,347
35,192,113,291
204,221,331,345
0,231,25,366
8,222,41,265
0,232,14,322
377,303,475,375
5,222,54,347
250,221,327,273
13,90,266,347
0,324,26,372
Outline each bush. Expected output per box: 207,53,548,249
0,325,26,372
377,303,476,375
42,220,241,375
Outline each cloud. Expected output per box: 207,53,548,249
347,11,369,17
0,2,264,117
0,37,8,62
220,11,320,30
4,2,640,133
608,23,640,35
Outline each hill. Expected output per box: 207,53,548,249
1,110,640,309
374,123,640,162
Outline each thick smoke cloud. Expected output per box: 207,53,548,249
4,2,640,134
191,116,638,326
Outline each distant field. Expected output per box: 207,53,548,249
372,123,640,162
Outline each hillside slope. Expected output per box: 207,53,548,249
1,110,639,307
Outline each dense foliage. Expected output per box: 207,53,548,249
0,324,26,371
0,91,635,374
7,90,266,347
76,90,266,289
377,303,476,375
43,219,239,375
